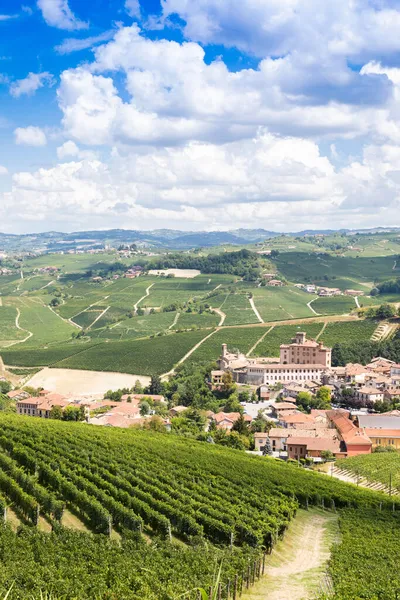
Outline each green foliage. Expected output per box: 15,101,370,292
148,249,266,280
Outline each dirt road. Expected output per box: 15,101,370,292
241,509,338,600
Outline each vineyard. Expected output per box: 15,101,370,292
0,416,398,598
336,452,400,491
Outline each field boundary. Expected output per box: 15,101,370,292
161,329,218,377
247,326,274,356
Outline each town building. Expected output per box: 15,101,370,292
216,333,331,386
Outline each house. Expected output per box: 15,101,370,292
268,279,284,287
270,401,297,418
257,384,270,400
287,437,343,460
344,289,364,296
211,370,225,387
16,398,42,417
170,405,188,417
36,397,70,418
326,410,372,456
356,387,385,403
364,429,400,450
212,412,252,430
279,412,315,429
7,390,30,401
262,428,289,452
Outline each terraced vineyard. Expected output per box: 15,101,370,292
337,452,400,492
0,416,398,599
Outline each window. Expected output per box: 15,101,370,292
289,447,292,452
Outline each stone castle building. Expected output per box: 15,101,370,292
215,332,331,386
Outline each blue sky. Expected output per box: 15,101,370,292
1,0,400,233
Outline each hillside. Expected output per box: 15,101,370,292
0,416,398,598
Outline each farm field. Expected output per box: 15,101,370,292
312,295,357,315
0,306,26,345
252,286,313,321
4,297,76,346
250,323,324,357
187,327,269,364
172,311,219,330
320,320,377,346
0,416,397,599
52,329,210,376
336,452,400,491
92,311,178,340
220,293,259,325
275,252,399,287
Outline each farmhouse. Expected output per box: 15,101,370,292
217,333,331,385
356,387,385,403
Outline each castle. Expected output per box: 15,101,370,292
214,332,331,386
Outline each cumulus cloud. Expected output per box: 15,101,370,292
160,0,400,59
10,72,54,97
37,0,88,30
52,25,396,151
0,165,8,175
14,126,47,146
125,0,140,18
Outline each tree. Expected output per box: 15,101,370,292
232,414,249,435
315,386,332,408
223,394,243,414
139,401,150,416
49,297,61,307
149,375,163,395
262,436,273,456
221,371,236,395
49,405,63,420
376,304,396,320
0,380,11,394
133,380,143,393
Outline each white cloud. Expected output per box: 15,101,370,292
160,0,400,60
0,14,18,21
37,0,88,30
10,72,54,97
0,165,8,175
55,30,115,54
56,140,79,158
53,25,392,150
56,140,98,160
125,0,140,18
14,126,47,146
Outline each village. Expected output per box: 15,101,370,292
3,330,400,464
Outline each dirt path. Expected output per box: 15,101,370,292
48,304,81,330
88,306,110,329
241,509,338,600
307,297,320,315
249,296,264,323
169,311,180,329
211,307,226,326
217,313,358,330
247,326,274,356
161,329,219,378
39,279,55,290
134,283,154,314
316,321,327,340
3,307,33,347
354,296,361,309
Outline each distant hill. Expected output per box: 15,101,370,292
0,226,400,252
